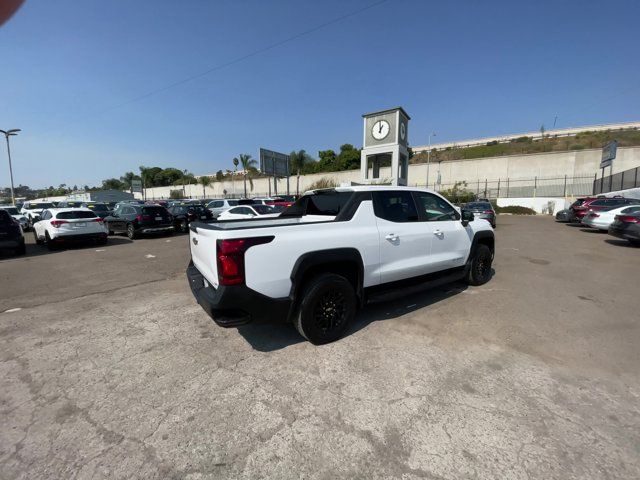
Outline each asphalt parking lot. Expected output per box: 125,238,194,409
1,216,639,480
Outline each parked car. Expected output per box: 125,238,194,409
582,205,640,231
272,197,295,208
33,208,108,250
0,206,29,231
571,196,639,222
20,201,55,227
216,204,283,220
555,209,572,222
187,186,494,344
105,204,173,239
81,202,112,218
462,201,496,228
0,209,26,256
608,213,640,246
206,199,239,217
168,204,213,232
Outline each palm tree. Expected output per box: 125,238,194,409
234,154,257,197
290,150,307,195
199,176,211,199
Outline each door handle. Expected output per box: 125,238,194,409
385,233,399,242
433,230,444,238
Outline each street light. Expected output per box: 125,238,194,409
425,132,436,189
0,128,20,206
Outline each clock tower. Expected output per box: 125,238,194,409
360,107,410,186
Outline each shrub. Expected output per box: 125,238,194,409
494,205,537,215
569,144,585,150
169,189,183,199
306,177,338,191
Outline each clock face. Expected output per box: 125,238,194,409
400,122,406,141
371,120,390,140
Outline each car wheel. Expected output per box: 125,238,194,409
467,244,493,286
126,223,137,240
45,232,57,251
34,230,43,245
180,219,188,233
628,239,640,247
97,236,108,246
294,273,357,345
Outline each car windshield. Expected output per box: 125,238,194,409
57,211,98,219
26,203,54,209
466,202,492,210
2,207,19,215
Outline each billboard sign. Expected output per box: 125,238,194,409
600,140,617,168
131,179,143,193
260,148,290,178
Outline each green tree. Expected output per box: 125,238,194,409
120,172,138,192
289,150,308,195
316,149,338,172
102,178,125,190
337,144,361,170
198,176,211,198
215,170,224,182
235,154,257,197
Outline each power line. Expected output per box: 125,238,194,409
95,0,392,116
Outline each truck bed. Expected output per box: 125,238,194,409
191,215,334,231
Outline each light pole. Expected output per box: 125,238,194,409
0,129,20,206
425,132,435,188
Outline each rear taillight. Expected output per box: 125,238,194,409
50,220,68,228
590,213,599,218
483,210,493,214
216,236,274,286
136,214,152,222
617,215,639,223
92,217,104,223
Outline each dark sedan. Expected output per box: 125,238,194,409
168,204,213,233
0,209,25,256
608,213,640,247
105,204,173,240
463,201,496,228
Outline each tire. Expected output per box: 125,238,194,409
45,232,57,251
467,244,493,286
97,236,108,246
629,239,640,247
34,230,43,245
294,273,357,345
126,223,137,240
180,220,188,233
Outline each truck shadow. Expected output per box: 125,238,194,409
237,278,482,352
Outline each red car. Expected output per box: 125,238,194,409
570,196,640,222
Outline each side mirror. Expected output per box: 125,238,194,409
461,210,474,226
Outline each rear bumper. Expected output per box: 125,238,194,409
0,237,24,250
140,226,174,234
186,261,291,328
50,232,107,243
608,224,640,240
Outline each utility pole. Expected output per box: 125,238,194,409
425,132,435,188
0,129,20,206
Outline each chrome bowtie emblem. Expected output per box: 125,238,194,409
192,238,198,245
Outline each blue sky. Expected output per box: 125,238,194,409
1,0,639,188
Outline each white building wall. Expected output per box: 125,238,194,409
138,147,640,199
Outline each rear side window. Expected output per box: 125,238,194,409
373,191,419,223
227,200,238,206
57,211,98,219
622,206,640,214
590,200,607,206
211,201,223,208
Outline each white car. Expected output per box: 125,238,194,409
582,205,640,231
21,201,56,227
0,206,29,231
33,208,108,250
206,199,239,217
216,204,283,220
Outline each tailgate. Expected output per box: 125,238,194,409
189,225,220,288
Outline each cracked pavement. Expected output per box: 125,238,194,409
1,217,639,479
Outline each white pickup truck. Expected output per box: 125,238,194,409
187,186,495,344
